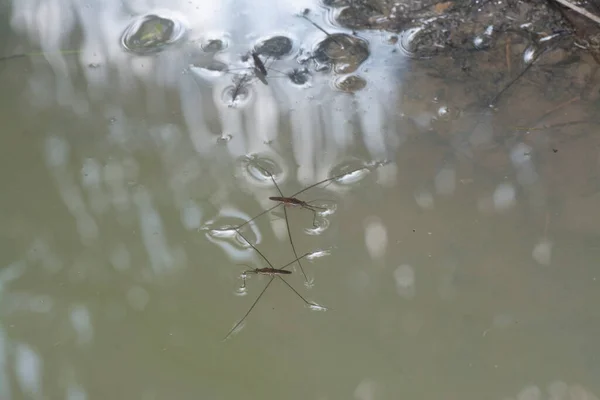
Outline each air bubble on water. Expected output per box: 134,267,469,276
309,303,327,311
216,134,232,144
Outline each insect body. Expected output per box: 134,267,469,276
268,196,327,211
252,51,267,76
240,266,291,290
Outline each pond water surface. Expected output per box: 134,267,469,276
1,0,600,399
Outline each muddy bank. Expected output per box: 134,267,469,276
351,0,600,238
330,0,600,59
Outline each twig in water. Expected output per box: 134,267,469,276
551,0,600,25
300,14,345,48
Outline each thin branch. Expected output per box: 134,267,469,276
552,0,600,25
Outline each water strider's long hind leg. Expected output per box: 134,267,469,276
223,237,317,341
223,276,275,342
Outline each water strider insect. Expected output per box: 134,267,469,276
268,196,328,226
239,265,291,288
223,229,326,341
235,164,374,285
220,50,291,105
250,51,269,85
227,50,284,86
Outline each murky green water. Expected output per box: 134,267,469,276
1,0,600,399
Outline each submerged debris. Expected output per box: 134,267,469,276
121,14,186,54
313,34,370,73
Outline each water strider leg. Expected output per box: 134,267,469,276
240,271,249,290
223,276,275,342
276,275,327,310
281,205,309,283
224,250,313,341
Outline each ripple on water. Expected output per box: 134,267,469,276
221,75,254,108
287,68,312,87
398,27,430,59
333,74,367,93
223,320,246,340
121,14,187,55
306,249,331,260
329,159,371,185
194,60,229,76
239,154,286,187
204,221,258,251
313,33,370,74
235,285,248,296
305,217,330,235
308,303,327,311
201,36,229,53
